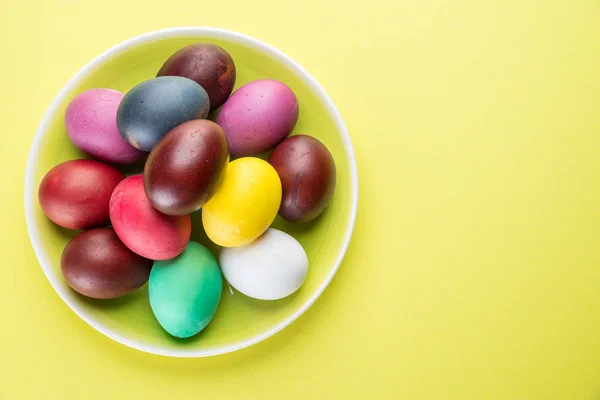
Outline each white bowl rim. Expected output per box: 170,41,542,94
24,26,358,358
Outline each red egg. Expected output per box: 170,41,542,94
61,228,152,299
38,159,125,230
109,175,191,260
268,135,336,222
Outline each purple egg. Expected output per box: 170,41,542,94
65,89,147,164
216,79,299,157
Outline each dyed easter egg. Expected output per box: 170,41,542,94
38,159,125,230
61,228,152,299
109,175,191,260
144,120,229,216
157,43,236,112
117,76,210,152
215,79,298,156
149,241,222,338
220,228,308,300
65,89,146,164
202,157,282,247
268,135,336,222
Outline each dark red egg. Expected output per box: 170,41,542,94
38,159,125,230
144,119,229,215
268,135,336,223
109,175,191,260
61,228,152,299
157,43,236,112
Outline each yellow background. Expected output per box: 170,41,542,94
2,0,600,398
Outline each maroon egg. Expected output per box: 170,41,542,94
268,135,336,223
157,43,236,112
38,159,125,230
144,119,229,215
61,228,152,299
109,175,191,260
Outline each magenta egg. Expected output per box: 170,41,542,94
38,159,125,230
65,88,146,164
216,79,299,157
109,175,191,260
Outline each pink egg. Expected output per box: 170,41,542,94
216,79,299,157
109,175,191,260
65,88,146,164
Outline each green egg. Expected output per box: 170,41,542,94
149,241,222,338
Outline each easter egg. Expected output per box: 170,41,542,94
144,120,229,215
64,88,146,164
38,159,125,230
117,76,210,152
157,43,236,112
149,241,222,338
109,175,191,260
202,157,282,247
61,228,152,299
215,79,298,156
220,228,308,300
268,135,336,222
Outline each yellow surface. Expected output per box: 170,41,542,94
2,0,600,398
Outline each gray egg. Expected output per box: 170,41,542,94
117,76,210,152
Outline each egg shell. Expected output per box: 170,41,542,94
109,175,191,260
149,241,222,338
38,159,125,230
202,157,282,247
215,79,298,156
117,76,210,152
268,135,336,222
64,89,146,164
61,228,152,299
220,228,308,300
144,119,229,216
157,43,236,112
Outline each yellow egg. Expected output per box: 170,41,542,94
202,157,282,247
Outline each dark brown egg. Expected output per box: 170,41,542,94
157,43,236,112
268,135,336,223
144,119,229,215
60,228,152,299
38,159,125,230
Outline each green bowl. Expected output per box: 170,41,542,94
24,27,358,357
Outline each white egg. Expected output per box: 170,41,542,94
219,228,309,300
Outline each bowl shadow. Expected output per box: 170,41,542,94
75,283,149,309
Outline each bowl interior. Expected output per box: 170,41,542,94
27,30,355,356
